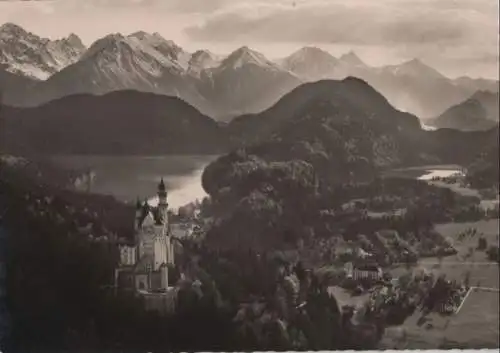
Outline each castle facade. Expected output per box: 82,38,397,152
114,179,176,304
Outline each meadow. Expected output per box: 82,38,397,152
383,219,499,349
380,288,499,349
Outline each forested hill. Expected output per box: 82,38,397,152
1,90,229,156
200,78,498,253
2,78,497,165
212,78,498,187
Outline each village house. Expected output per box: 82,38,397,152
344,262,383,281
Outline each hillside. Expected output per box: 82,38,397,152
226,77,426,184
0,91,229,155
210,79,498,193
0,66,38,103
427,91,499,131
201,79,497,253
466,136,500,189
471,90,499,121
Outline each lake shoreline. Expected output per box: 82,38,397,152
48,154,219,210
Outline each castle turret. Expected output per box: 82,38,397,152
160,264,169,290
157,178,168,222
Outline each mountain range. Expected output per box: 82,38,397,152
0,23,498,121
0,23,86,80
2,77,496,179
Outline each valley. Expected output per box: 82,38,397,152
0,18,498,352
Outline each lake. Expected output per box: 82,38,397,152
384,164,464,180
417,169,464,181
49,155,219,210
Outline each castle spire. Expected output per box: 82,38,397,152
157,177,168,222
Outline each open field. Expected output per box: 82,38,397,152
435,219,499,250
384,219,499,348
391,219,499,288
391,262,499,289
380,288,499,349
428,180,481,198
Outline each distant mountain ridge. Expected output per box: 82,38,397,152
427,90,499,131
2,78,497,184
0,23,498,120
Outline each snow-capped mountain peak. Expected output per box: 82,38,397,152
62,33,86,51
339,51,366,67
128,31,172,47
75,31,190,82
221,46,275,70
386,58,445,79
280,46,339,80
282,46,337,67
126,31,190,70
289,46,335,61
0,23,87,80
188,49,221,74
0,22,28,38
81,33,126,61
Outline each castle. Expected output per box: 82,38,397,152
114,179,175,300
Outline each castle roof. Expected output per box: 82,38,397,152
136,178,169,227
158,177,166,191
137,204,165,228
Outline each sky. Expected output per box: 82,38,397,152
0,0,498,79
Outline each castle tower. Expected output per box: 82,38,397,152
157,178,168,222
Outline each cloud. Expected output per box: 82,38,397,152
185,0,498,48
0,0,497,78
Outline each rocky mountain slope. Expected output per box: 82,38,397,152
197,46,301,119
0,23,86,80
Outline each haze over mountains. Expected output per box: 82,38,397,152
428,90,499,131
2,76,497,178
0,23,498,121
